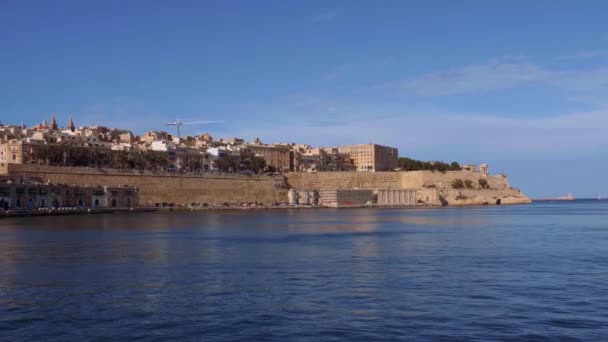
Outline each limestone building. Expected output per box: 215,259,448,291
0,140,47,165
0,176,139,209
246,143,291,172
337,144,398,172
0,141,24,164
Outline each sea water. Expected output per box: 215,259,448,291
1,201,607,340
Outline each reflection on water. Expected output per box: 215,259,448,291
1,202,608,340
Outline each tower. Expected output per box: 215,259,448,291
68,116,75,132
50,115,58,130
480,163,489,176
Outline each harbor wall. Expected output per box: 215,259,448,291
2,164,531,207
1,164,288,206
284,171,511,191
285,171,529,205
440,188,531,205
284,172,402,190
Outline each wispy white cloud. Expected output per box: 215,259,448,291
399,61,556,96
324,62,369,81
312,11,338,23
221,54,608,154
323,58,394,81
222,104,608,159
396,59,608,104
68,57,606,161
557,50,608,61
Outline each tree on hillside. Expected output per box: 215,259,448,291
464,179,474,189
451,179,465,189
398,157,462,172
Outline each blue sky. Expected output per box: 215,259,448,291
1,0,608,198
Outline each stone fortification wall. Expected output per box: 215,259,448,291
285,171,510,191
440,188,532,205
401,171,529,205
2,164,287,206
285,172,401,190
318,189,375,208
2,165,530,207
377,189,441,206
286,171,529,205
400,170,510,190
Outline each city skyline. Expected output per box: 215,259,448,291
2,1,608,197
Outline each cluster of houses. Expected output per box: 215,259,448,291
0,117,399,173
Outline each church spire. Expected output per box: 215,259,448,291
50,115,58,130
68,116,75,132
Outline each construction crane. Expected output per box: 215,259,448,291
165,119,222,138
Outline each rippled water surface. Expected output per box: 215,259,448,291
1,201,608,341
